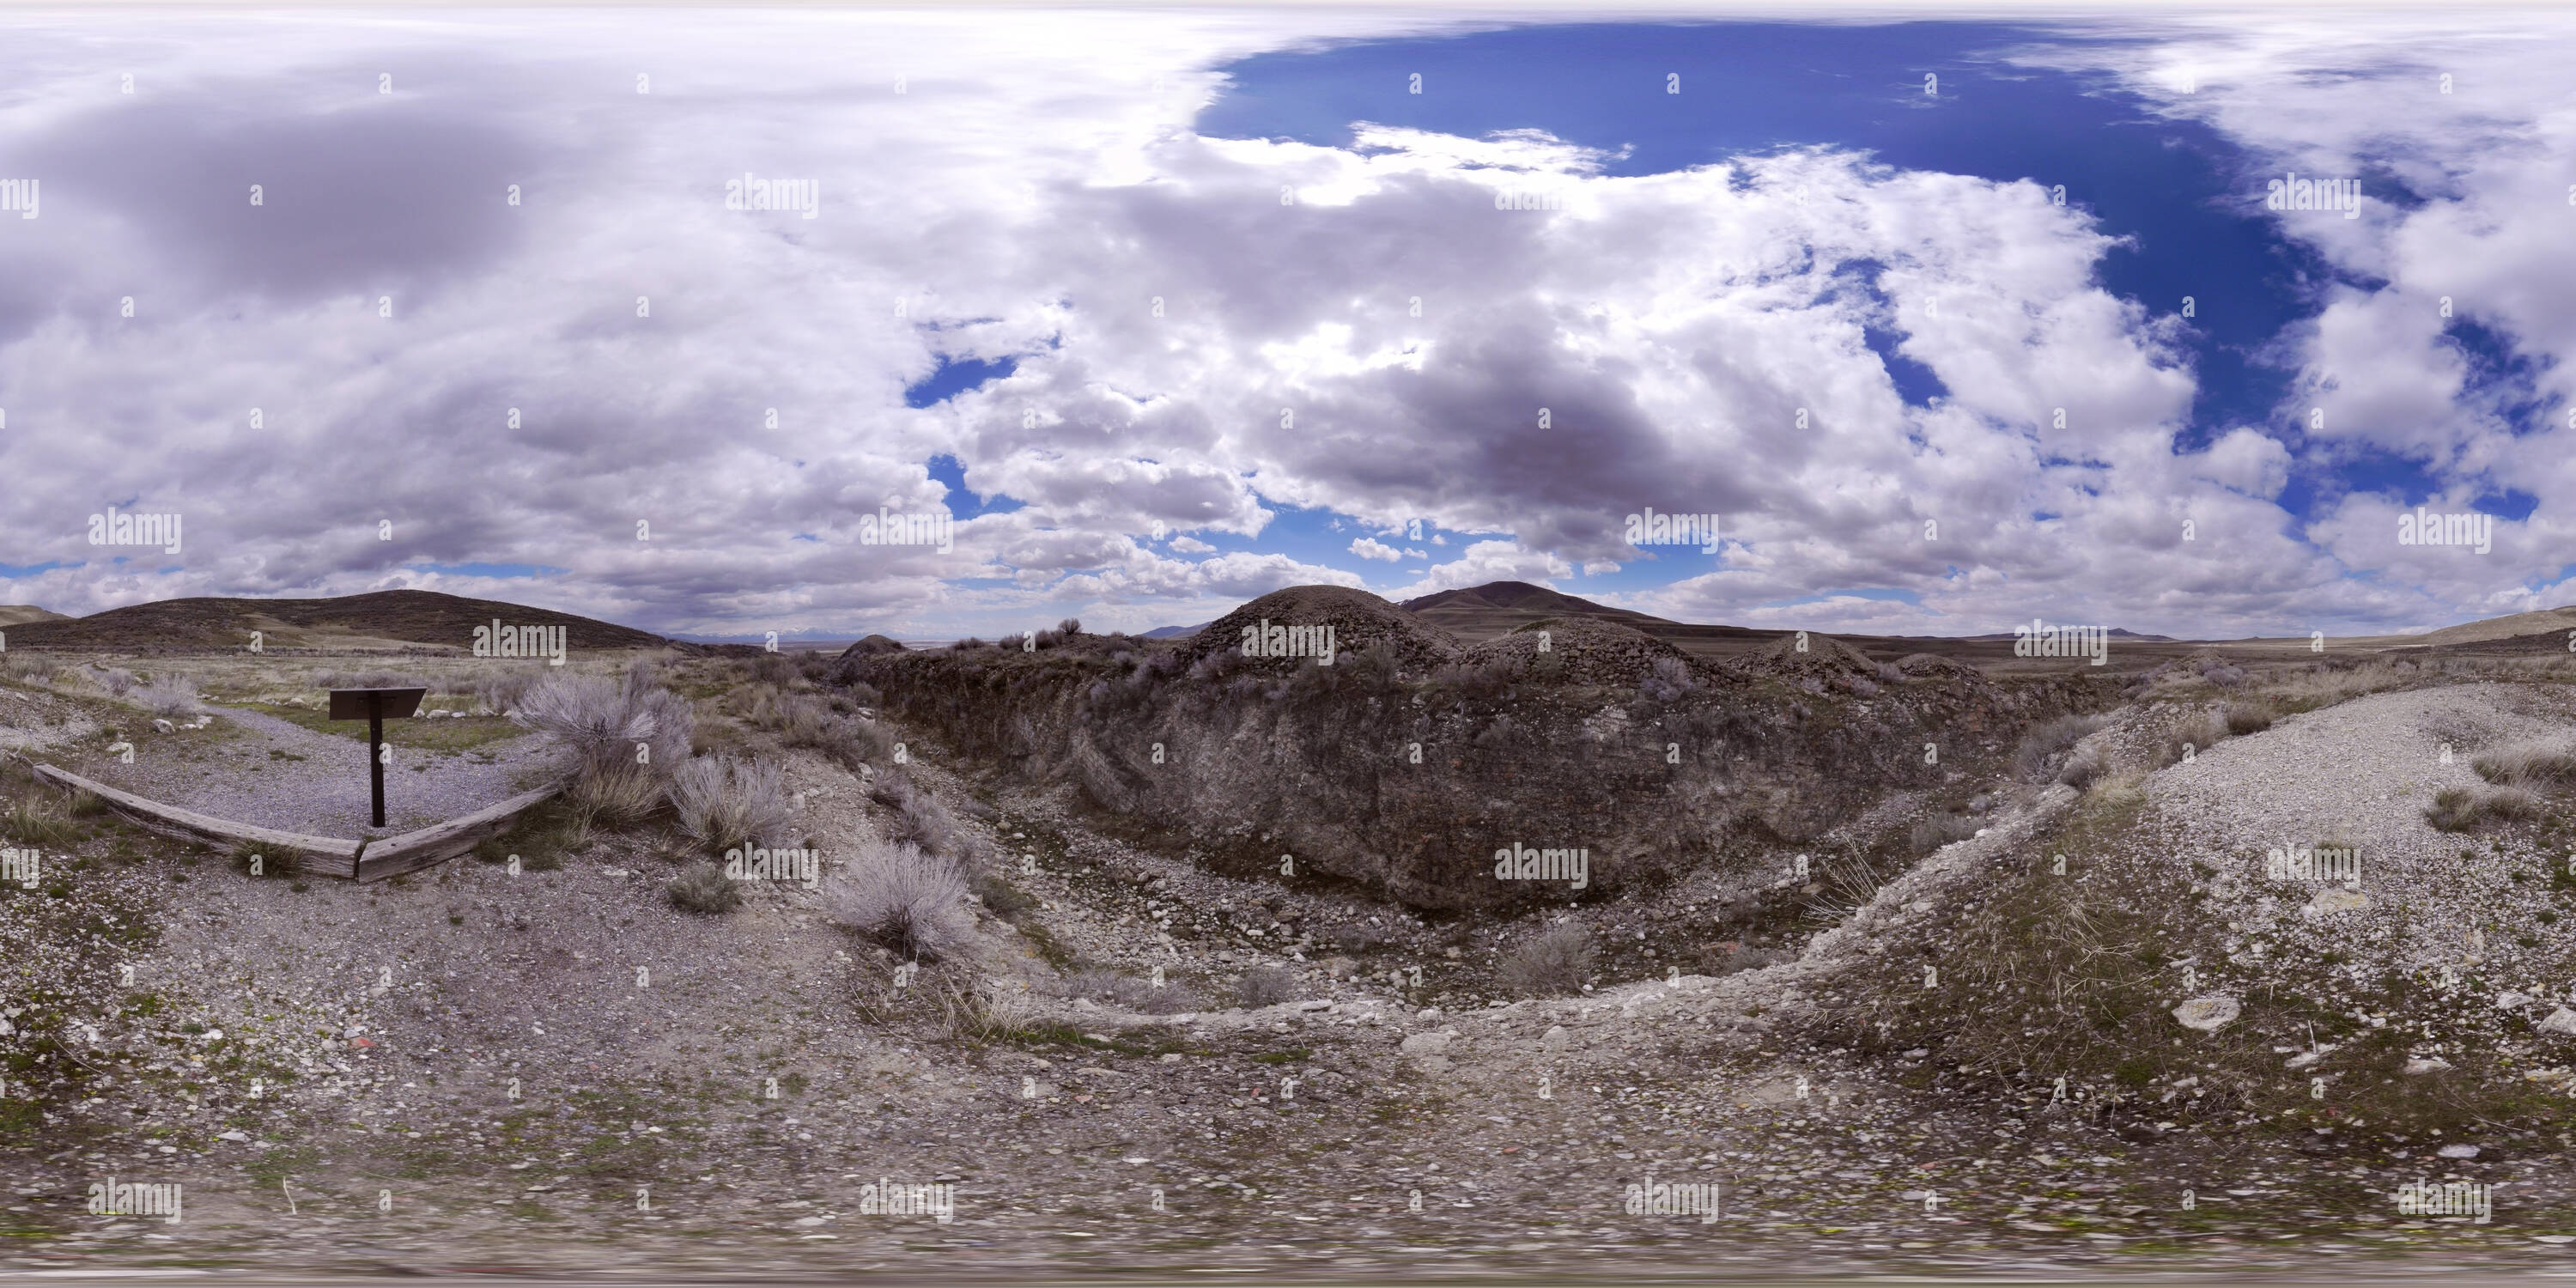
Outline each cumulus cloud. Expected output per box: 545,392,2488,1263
0,12,2561,641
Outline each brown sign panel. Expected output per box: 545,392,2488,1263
327,687,428,721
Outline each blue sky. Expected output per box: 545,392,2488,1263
0,10,2568,641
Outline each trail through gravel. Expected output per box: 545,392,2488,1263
63,704,564,835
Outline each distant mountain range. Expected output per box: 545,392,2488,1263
9,583,2573,658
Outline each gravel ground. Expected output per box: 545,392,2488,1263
9,675,2576,1275
59,703,563,836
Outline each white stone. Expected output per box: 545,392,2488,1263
2172,996,2240,1032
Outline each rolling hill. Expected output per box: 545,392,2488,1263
0,605,68,629
1397,580,1680,642
3,589,667,653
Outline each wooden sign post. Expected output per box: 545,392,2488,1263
328,687,427,829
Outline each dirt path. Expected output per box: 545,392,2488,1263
59,703,562,835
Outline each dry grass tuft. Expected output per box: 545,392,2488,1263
1498,922,1596,995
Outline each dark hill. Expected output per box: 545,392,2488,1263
6,588,666,653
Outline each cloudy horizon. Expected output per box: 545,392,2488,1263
3,9,2572,643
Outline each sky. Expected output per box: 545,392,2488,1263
0,9,2572,642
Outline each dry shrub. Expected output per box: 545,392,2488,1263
824,835,973,961
871,774,957,855
93,666,136,697
513,670,695,778
474,670,540,716
2159,711,2231,767
1068,967,1208,1016
1909,812,1981,855
2252,659,2409,712
745,685,890,769
1637,656,1697,703
2429,786,2540,833
667,860,742,914
1498,923,1596,995
131,674,205,718
3,799,77,848
2473,742,2576,791
666,754,792,855
2012,713,2105,781
1236,965,1302,1008
2,653,57,684
569,761,665,829
2222,702,2275,735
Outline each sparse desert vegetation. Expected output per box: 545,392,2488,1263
12,584,2576,1278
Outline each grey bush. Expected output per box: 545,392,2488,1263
1236,965,1302,1008
871,774,957,855
824,836,974,961
473,670,540,716
666,754,792,855
513,670,695,778
133,674,206,718
1637,656,1697,703
1,653,57,683
1909,812,1981,855
668,860,742,914
2012,713,2104,781
1498,923,1596,994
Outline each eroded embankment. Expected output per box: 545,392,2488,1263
839,586,2102,909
